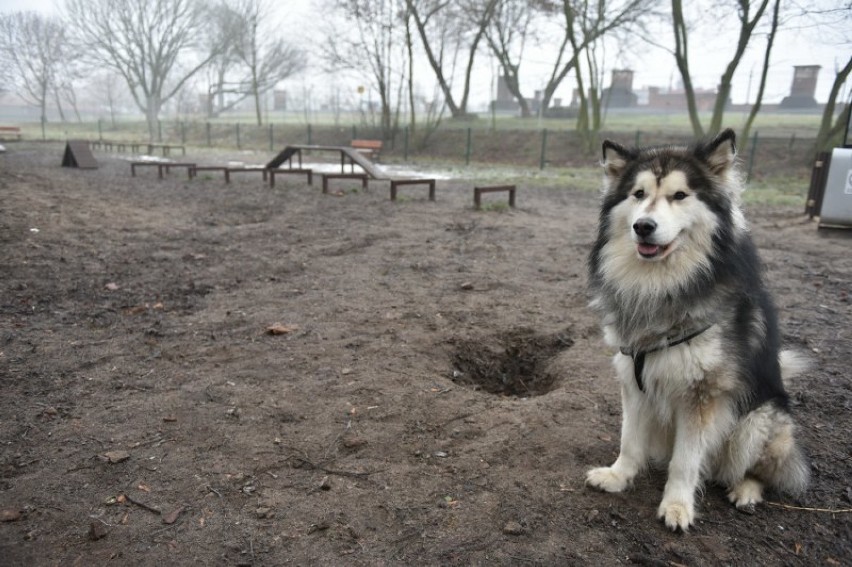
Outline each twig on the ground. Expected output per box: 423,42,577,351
124,494,161,515
766,501,852,513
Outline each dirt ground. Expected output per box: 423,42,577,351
1,142,850,566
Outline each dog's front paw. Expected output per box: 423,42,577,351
657,499,695,532
585,466,630,493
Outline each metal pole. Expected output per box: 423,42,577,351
269,123,274,151
540,128,548,170
746,130,758,183
236,123,241,149
465,127,472,165
98,119,102,141
403,126,409,161
206,122,211,147
157,120,162,142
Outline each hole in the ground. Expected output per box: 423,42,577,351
449,327,574,397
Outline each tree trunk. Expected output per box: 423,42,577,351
671,0,704,137
741,0,780,144
815,56,852,152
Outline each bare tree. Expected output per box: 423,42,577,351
739,0,781,143
485,0,654,119
0,11,69,124
202,2,246,118
482,0,536,117
323,0,406,137
65,0,218,139
786,1,852,151
227,0,306,125
672,0,772,137
405,0,497,120
815,56,852,151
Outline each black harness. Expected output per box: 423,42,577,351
619,325,714,392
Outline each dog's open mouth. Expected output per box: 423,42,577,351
637,241,674,259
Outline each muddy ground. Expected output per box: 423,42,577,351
1,142,850,566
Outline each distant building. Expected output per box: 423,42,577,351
601,69,638,108
273,89,288,111
780,65,820,109
491,75,520,113
647,86,720,111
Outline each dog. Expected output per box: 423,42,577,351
584,128,809,531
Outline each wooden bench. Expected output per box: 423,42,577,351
92,140,144,152
226,167,268,182
0,126,22,140
390,178,435,201
474,185,516,209
321,173,368,194
351,139,383,161
269,168,313,187
190,166,231,182
130,161,195,179
147,143,186,157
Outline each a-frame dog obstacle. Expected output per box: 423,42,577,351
62,140,98,169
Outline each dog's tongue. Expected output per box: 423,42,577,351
637,243,660,256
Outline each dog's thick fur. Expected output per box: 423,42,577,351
585,129,809,531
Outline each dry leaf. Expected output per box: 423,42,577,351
137,483,151,493
100,450,130,464
105,282,119,291
266,323,299,335
162,506,185,525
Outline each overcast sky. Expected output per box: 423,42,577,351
2,0,849,108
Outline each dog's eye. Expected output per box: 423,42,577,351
633,189,645,199
673,191,688,200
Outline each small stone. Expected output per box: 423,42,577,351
433,451,448,458
256,507,274,519
460,282,474,290
502,521,526,535
0,509,21,522
88,521,109,540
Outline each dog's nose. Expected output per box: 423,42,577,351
633,218,657,238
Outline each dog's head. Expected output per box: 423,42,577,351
598,128,745,264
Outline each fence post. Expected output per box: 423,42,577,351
352,125,357,140
307,124,312,145
635,130,642,147
465,127,472,165
97,118,102,141
746,130,758,183
206,122,211,147
269,123,274,151
403,126,409,161
180,122,186,145
157,120,162,142
540,128,548,170
236,123,241,149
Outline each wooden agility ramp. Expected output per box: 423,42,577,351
62,140,98,169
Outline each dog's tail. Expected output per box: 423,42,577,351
779,349,810,383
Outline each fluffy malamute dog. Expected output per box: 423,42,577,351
585,129,809,531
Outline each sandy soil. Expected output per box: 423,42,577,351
1,142,850,566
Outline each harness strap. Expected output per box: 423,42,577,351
619,324,713,392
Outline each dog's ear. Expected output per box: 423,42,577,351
699,128,737,175
601,140,633,181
